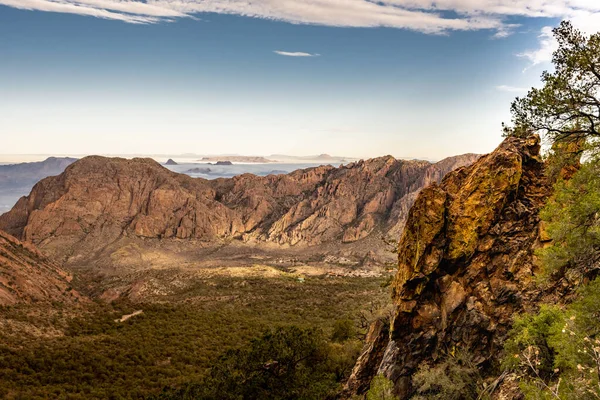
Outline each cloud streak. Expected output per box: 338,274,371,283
517,26,559,70
0,0,598,40
274,51,320,57
0,0,173,23
496,85,527,93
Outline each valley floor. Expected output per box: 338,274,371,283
0,273,390,399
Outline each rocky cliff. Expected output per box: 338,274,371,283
0,229,82,305
0,154,478,265
343,135,550,398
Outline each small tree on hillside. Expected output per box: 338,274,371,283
504,21,600,146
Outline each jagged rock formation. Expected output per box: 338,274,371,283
0,154,478,266
343,135,550,399
0,229,82,305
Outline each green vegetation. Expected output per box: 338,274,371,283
504,21,599,143
366,375,396,400
410,351,485,400
0,275,387,399
153,325,361,400
537,157,600,279
503,279,600,399
362,351,487,400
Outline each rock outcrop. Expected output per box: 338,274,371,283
0,154,478,265
343,135,550,398
0,229,82,305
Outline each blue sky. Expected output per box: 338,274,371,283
1,1,599,159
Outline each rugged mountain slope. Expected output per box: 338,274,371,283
343,135,550,398
0,154,478,266
0,229,81,305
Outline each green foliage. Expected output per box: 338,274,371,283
325,339,363,381
366,375,397,400
504,21,600,144
410,351,483,400
331,319,356,343
503,279,600,399
502,305,563,373
537,157,600,278
155,325,360,400
0,276,387,399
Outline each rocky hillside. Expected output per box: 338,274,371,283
0,229,82,305
343,135,550,398
0,154,478,265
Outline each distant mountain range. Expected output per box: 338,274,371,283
0,157,77,187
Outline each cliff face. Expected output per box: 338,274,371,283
344,136,550,398
0,229,82,305
0,154,478,263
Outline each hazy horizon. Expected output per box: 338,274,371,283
0,151,458,164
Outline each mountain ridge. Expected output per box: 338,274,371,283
0,153,478,253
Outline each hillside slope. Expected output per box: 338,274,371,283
0,229,82,305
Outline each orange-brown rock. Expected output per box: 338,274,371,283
343,136,550,399
0,229,82,305
0,154,478,265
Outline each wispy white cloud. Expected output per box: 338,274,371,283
274,51,320,57
515,9,600,69
517,26,559,68
0,0,598,40
0,0,171,23
496,85,527,93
